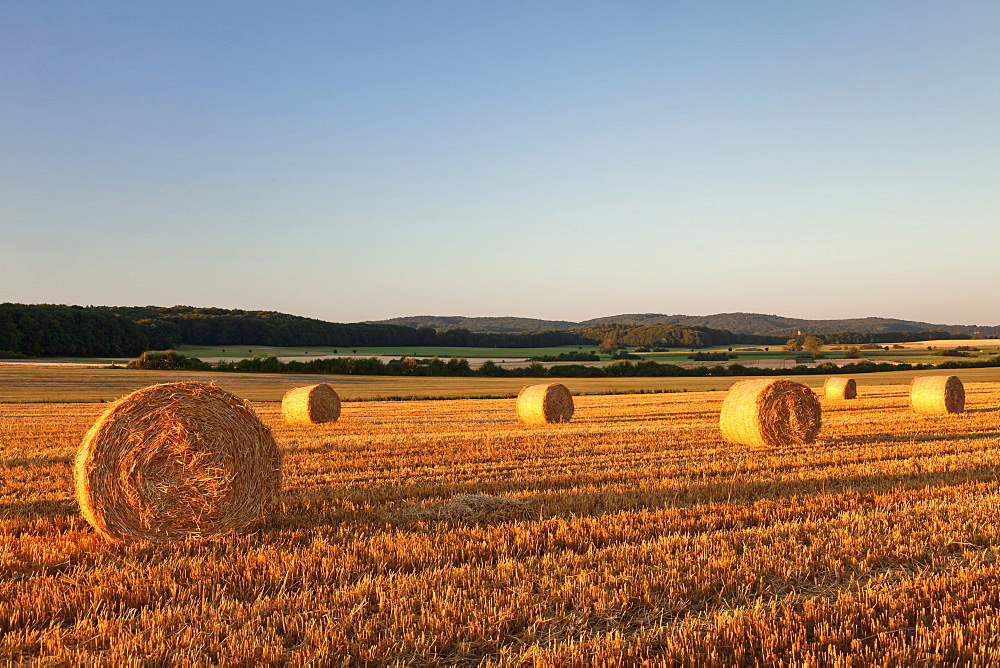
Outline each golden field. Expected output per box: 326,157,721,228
5,365,1000,402
2,379,1000,664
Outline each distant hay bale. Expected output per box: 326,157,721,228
516,383,574,425
281,383,341,425
824,377,857,400
910,375,965,414
74,382,281,543
720,379,822,448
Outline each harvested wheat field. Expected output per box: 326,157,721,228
2,382,1000,664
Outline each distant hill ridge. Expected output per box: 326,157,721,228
4,303,997,359
375,312,1000,337
378,315,579,333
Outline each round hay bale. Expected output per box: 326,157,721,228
281,383,341,425
720,379,822,448
824,376,857,400
516,383,574,425
74,382,281,543
910,375,964,414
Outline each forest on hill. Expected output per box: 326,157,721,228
0,304,781,358
583,313,1000,336
2,303,991,358
377,315,579,333
380,312,1000,337
0,304,586,357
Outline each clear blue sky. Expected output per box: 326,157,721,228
2,1,998,325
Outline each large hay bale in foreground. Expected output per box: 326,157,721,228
516,383,574,425
282,383,341,425
824,376,857,400
720,379,822,448
910,375,965,414
74,382,281,543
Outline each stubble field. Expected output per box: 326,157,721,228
2,380,1000,664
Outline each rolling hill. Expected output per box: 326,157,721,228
376,313,1000,337
376,315,579,333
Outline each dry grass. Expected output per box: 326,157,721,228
7,365,1000,403
888,338,1000,349
2,382,1000,664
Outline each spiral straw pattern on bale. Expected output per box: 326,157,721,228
516,383,574,425
824,377,857,400
720,379,822,448
910,375,965,414
282,383,341,425
74,382,281,543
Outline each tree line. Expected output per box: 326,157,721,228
1,303,778,357
0,304,588,356
814,330,986,344
4,303,983,359
0,304,149,356
579,323,783,350
128,350,1000,379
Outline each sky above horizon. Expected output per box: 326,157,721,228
2,1,998,326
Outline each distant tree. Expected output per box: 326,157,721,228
478,360,503,376
134,318,182,349
599,332,620,355
843,346,861,359
426,356,446,375
445,357,471,376
803,336,823,356
527,361,547,377
127,351,210,371
689,352,736,362
784,337,803,352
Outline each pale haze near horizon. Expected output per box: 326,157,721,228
2,2,998,326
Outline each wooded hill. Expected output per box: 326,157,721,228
0,304,781,358
2,303,992,358
378,315,578,333
0,304,588,357
378,312,1000,337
